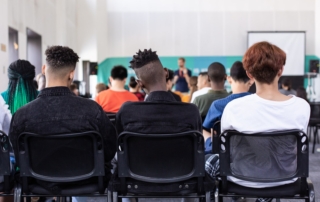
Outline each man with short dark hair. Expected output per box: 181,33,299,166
116,49,201,135
9,46,117,190
95,65,138,113
202,61,253,141
173,57,192,93
192,62,229,120
190,72,211,103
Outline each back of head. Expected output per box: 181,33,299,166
207,62,226,84
282,78,292,90
296,87,307,101
111,66,128,80
6,59,38,114
45,46,79,79
129,49,165,92
243,41,286,84
96,83,107,94
230,61,250,83
129,76,138,88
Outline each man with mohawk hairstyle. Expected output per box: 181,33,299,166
116,48,202,135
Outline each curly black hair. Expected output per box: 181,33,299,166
129,49,159,69
45,46,79,68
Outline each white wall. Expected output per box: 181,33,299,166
8,30,19,65
105,0,315,57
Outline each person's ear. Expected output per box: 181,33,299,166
227,76,232,84
246,71,254,80
277,66,284,77
69,70,75,81
136,79,145,89
42,65,46,75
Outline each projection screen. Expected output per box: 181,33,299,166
248,32,305,76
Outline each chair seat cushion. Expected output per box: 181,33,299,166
224,179,302,197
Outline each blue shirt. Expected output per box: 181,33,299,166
203,92,251,129
174,69,192,93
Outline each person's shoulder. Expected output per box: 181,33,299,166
292,96,310,109
125,91,139,101
224,94,254,109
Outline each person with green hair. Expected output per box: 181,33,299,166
1,60,38,114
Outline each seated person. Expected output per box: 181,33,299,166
192,62,229,120
202,61,253,141
116,49,202,135
96,83,108,95
185,76,198,103
279,78,296,96
128,76,145,101
166,69,182,102
190,72,211,103
95,66,138,113
9,46,117,191
205,42,310,201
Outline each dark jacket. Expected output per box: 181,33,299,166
116,91,202,135
9,87,117,191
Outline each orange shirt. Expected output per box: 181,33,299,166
95,89,138,113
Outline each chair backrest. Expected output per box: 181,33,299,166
310,102,320,119
0,131,12,193
117,130,205,183
219,130,308,183
212,121,221,154
18,131,105,183
0,131,11,177
106,113,116,125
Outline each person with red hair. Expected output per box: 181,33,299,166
205,42,310,202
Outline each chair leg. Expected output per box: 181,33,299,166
107,190,112,202
205,191,210,202
113,192,118,202
313,127,317,153
276,199,280,202
14,184,22,202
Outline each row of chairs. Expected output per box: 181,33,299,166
0,126,316,202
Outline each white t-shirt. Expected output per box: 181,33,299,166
221,94,310,188
191,87,211,103
0,96,11,135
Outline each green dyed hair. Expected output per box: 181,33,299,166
5,60,38,114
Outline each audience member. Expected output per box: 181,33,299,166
296,86,308,102
173,58,191,93
205,42,310,202
0,96,11,135
116,49,202,135
9,46,117,191
202,61,253,141
129,76,145,101
187,76,198,102
1,60,38,114
279,78,296,95
96,83,108,95
69,83,79,96
95,66,138,113
166,69,182,102
192,62,229,120
36,72,46,91
190,72,211,103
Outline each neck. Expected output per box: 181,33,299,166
110,81,126,91
46,78,70,88
146,83,167,94
255,80,288,101
231,83,249,94
210,82,225,91
129,87,138,93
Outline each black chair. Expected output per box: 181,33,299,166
17,131,110,201
212,121,221,154
106,113,116,126
216,130,315,202
0,130,13,194
309,102,320,153
111,130,210,202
